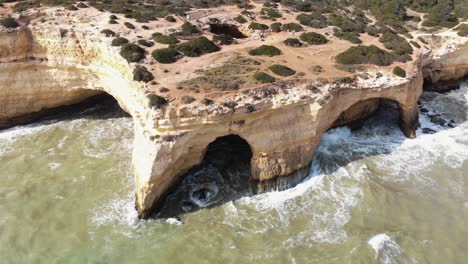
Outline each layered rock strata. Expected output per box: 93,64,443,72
1,22,467,218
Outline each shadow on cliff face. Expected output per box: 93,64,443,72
0,93,130,130
155,135,254,219
154,81,466,221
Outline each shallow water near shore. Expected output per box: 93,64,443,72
0,82,467,263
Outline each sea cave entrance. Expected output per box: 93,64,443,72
157,134,253,218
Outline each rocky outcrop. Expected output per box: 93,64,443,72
1,11,466,219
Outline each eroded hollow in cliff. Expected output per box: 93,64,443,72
157,134,253,218
208,23,246,38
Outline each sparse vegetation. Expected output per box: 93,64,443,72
111,37,129,46
334,30,362,44
138,39,154,47
269,64,296,77
213,34,234,45
76,2,87,8
335,45,394,66
284,38,302,47
152,48,180,64
253,71,276,83
296,13,327,29
234,15,247,24
282,23,304,32
455,24,468,37
300,32,328,45
152,33,180,45
181,95,196,104
133,66,154,83
248,45,281,56
120,43,145,63
124,22,135,29
148,94,167,109
0,17,19,28
393,66,406,77
100,29,116,37
165,16,176,22
175,36,220,57
248,22,269,30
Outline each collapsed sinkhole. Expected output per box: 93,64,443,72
209,23,246,38
157,134,253,219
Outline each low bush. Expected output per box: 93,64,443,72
379,32,413,55
138,39,154,47
65,5,78,11
100,29,116,37
124,22,135,29
334,30,362,44
76,2,88,8
111,37,129,46
299,32,328,45
455,24,468,37
148,94,167,109
283,38,302,47
253,71,276,83
248,22,269,30
165,15,176,22
109,19,118,24
270,22,282,32
120,43,145,63
109,15,118,20
335,45,394,66
234,15,247,24
393,66,406,77
268,64,296,77
296,13,327,28
0,17,19,28
213,34,234,45
133,66,154,83
248,45,281,56
261,8,282,19
151,48,180,64
175,36,220,57
410,41,421,48
282,23,303,32
178,22,200,36
152,33,180,44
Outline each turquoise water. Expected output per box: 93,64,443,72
0,83,466,263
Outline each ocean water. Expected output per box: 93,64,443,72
0,82,466,264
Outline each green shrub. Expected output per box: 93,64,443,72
410,41,421,48
124,22,135,29
282,23,303,32
65,5,78,11
334,30,362,44
393,66,406,77
248,45,281,56
296,13,327,28
109,19,118,24
178,22,200,36
165,15,176,22
234,15,247,24
270,22,282,32
109,15,118,20
335,45,394,66
213,34,234,45
100,29,116,37
299,32,328,45
152,48,180,64
253,71,276,83
120,43,145,63
365,26,380,37
268,64,296,77
248,22,269,30
283,38,302,47
0,17,19,28
176,36,220,57
138,39,154,47
152,33,180,44
379,32,413,55
111,37,129,46
133,66,154,83
261,8,282,19
76,2,88,8
148,94,167,109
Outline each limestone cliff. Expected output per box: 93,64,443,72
1,7,467,218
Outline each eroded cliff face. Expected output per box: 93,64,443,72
1,13,467,218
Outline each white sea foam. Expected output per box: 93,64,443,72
368,234,401,264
